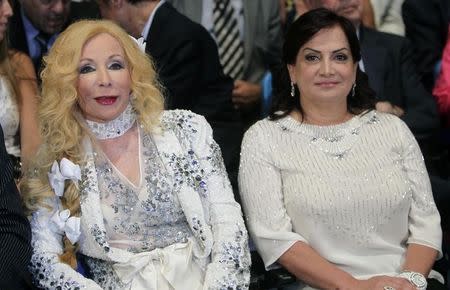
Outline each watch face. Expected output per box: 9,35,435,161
410,272,427,287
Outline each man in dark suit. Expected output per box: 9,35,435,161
8,0,98,77
97,0,243,198
167,0,283,117
0,125,33,290
402,0,450,92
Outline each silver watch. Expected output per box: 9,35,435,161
398,271,427,290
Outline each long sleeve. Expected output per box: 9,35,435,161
238,122,305,269
0,126,32,290
29,197,103,290
395,120,443,254
187,114,251,289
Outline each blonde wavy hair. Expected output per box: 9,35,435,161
22,19,164,268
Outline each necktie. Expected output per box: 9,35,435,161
33,32,50,75
213,0,244,80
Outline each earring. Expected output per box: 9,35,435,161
351,83,356,97
290,82,295,97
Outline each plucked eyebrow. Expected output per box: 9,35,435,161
79,54,124,63
302,47,350,54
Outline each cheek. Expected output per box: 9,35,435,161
76,77,92,99
119,74,132,93
77,95,90,116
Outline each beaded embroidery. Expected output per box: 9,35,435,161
85,103,136,140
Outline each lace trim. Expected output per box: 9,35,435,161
85,103,136,140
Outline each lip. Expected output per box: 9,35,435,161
95,96,118,105
315,81,339,88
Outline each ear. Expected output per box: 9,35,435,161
287,64,296,83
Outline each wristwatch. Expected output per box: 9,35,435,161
398,271,427,290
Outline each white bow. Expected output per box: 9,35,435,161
48,158,81,197
130,35,146,53
50,209,81,244
113,242,203,290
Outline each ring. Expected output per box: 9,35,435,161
383,287,396,290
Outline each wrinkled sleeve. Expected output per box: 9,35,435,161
29,197,103,290
396,120,443,257
238,123,306,269
190,114,251,290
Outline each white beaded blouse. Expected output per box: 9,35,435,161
0,77,20,157
239,110,442,284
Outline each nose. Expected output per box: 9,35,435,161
50,0,65,13
319,58,334,76
97,67,112,86
3,0,13,18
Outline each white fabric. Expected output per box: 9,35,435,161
113,241,203,290
239,111,442,286
370,0,405,36
0,77,20,157
47,158,81,197
29,110,250,290
49,209,81,244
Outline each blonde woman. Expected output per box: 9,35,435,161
22,20,250,290
0,0,40,176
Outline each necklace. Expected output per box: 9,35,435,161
85,103,136,140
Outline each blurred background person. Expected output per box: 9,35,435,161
8,0,98,78
402,0,449,93
23,19,250,289
0,0,40,178
433,27,450,132
97,0,244,201
167,0,283,125
240,8,444,290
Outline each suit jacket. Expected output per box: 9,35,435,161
402,0,450,91
8,0,99,76
28,111,250,289
167,0,283,84
0,125,32,290
359,26,439,139
146,2,243,197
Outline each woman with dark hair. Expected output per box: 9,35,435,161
239,8,443,290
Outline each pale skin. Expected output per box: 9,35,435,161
12,52,40,170
283,25,438,290
76,33,140,186
302,0,404,117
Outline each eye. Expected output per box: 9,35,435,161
334,53,349,62
305,54,320,62
109,61,125,70
79,65,95,74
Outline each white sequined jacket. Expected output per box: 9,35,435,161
29,110,251,290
